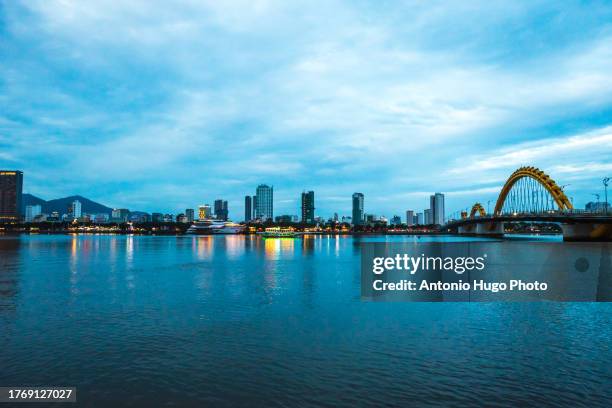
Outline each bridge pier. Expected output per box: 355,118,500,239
457,221,504,237
476,221,504,237
561,223,612,241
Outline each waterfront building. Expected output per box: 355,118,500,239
341,215,352,223
33,214,47,222
406,210,414,227
0,170,23,222
25,204,42,222
185,209,195,223
301,191,315,224
424,209,432,225
255,185,273,221
275,214,295,223
163,214,174,223
111,208,130,222
198,204,212,220
352,193,364,225
430,193,445,225
72,200,82,219
244,196,252,222
585,201,610,212
152,213,163,222
416,212,424,225
333,212,339,222
214,199,228,221
391,215,402,225
94,213,109,223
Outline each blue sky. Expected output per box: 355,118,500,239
1,0,612,220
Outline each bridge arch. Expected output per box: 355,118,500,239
470,203,486,218
493,166,573,215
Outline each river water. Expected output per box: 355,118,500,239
0,234,610,406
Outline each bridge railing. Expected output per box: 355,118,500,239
446,208,611,224
497,209,610,216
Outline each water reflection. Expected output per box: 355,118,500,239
597,244,611,301
69,234,80,295
196,236,214,260
0,237,21,312
264,238,295,260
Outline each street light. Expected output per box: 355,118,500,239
604,177,610,215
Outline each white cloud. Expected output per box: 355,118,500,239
1,0,612,216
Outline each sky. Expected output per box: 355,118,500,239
1,0,612,220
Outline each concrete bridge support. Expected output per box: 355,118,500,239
562,223,612,241
475,221,504,237
457,221,504,237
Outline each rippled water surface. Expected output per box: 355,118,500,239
0,234,610,407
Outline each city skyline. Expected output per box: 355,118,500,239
7,169,612,223
1,2,612,219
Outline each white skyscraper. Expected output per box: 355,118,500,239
406,210,414,227
25,204,42,222
255,184,273,221
416,212,424,225
71,200,82,219
430,193,445,225
424,209,432,225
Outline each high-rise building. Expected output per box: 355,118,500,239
94,213,109,223
255,185,273,221
424,209,432,225
252,196,257,220
152,213,163,222
244,196,252,222
111,208,130,222
25,204,42,222
198,204,212,220
185,208,195,223
391,215,402,225
333,212,339,222
406,210,414,227
214,199,228,221
275,214,296,223
352,193,364,225
430,193,445,225
301,191,315,224
0,170,23,222
72,200,82,219
416,212,424,225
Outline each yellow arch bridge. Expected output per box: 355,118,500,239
448,166,611,241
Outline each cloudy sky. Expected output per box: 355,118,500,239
1,0,612,219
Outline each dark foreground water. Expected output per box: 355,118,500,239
0,234,610,407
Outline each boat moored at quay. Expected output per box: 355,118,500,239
186,220,246,234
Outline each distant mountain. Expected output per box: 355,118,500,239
22,193,46,209
22,194,113,215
